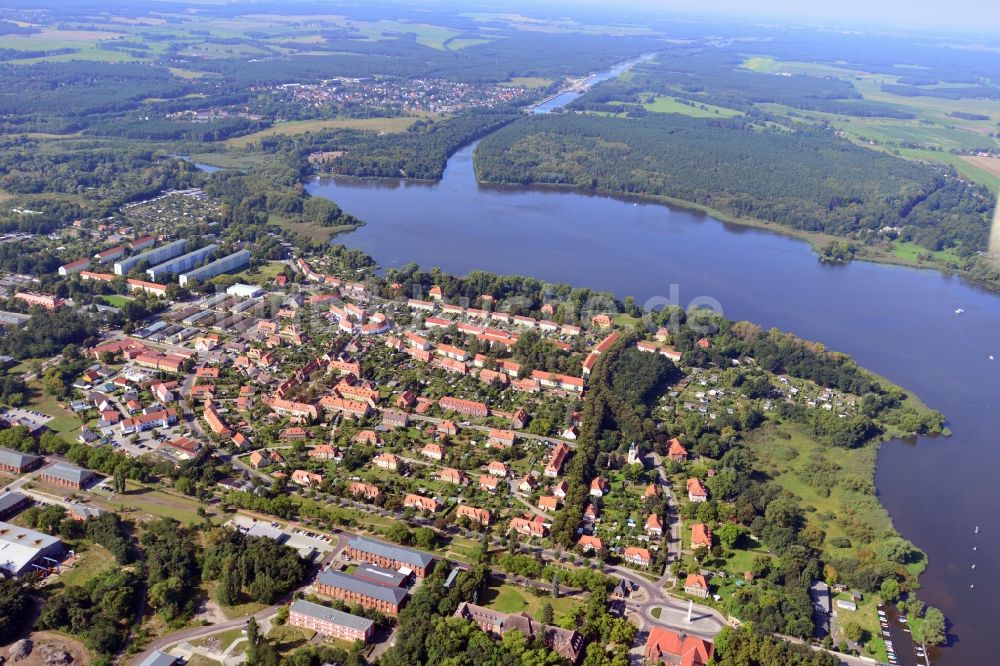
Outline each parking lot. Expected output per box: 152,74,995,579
228,514,336,560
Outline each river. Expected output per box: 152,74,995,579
297,67,999,664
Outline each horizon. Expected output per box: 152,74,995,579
444,0,1000,35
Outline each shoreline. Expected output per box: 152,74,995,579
471,173,1000,295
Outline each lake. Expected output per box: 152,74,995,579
307,135,1000,663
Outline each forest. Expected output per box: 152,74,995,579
474,112,994,253
574,49,914,118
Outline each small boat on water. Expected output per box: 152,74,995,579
956,308,965,314
975,525,980,534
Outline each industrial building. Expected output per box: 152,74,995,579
137,651,180,666
0,520,64,577
146,244,218,282
226,282,264,299
38,462,96,490
114,239,188,276
0,447,42,474
0,492,31,520
178,250,250,286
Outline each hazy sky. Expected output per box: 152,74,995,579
545,0,1000,32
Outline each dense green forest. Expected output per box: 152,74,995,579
574,50,914,118
475,113,993,252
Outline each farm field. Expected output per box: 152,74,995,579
502,77,553,89
640,95,742,118
225,117,421,148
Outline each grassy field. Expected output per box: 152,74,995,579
184,151,273,170
897,148,1000,190
267,214,360,243
834,593,889,662
479,577,578,621
267,624,316,654
502,77,553,89
190,626,246,652
641,95,742,118
225,117,419,148
26,383,81,439
185,655,222,666
95,483,214,524
350,20,461,50
221,260,287,286
58,544,117,587
446,38,491,50
99,294,134,308
740,56,862,78
745,422,918,574
891,240,964,265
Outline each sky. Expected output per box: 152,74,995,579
538,0,1000,33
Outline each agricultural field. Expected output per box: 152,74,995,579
224,117,421,148
640,95,742,118
502,77,554,89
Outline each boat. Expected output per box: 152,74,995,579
972,564,976,570
956,308,965,314
975,525,980,534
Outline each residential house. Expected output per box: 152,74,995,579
667,438,688,462
687,478,709,503
509,517,547,538
291,470,323,486
577,535,603,553
684,574,709,598
404,494,440,513
590,477,608,497
374,453,399,471
538,496,559,512
456,505,491,526
691,523,712,549
646,513,664,537
623,546,651,567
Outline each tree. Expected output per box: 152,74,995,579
218,565,242,606
718,523,746,549
0,577,29,643
540,602,554,625
922,607,946,646
842,620,865,643
879,578,900,603
113,466,127,494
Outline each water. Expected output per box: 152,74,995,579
303,64,998,665
531,54,655,113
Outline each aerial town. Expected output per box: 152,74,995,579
258,77,534,115
0,183,921,666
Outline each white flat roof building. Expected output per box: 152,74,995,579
226,283,264,299
0,520,63,577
